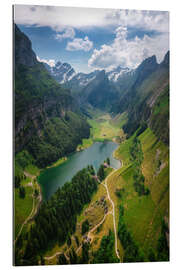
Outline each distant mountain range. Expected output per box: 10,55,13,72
44,50,169,144
44,61,134,110
44,60,133,86
44,52,169,144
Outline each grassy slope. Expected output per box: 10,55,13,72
110,112,128,129
77,112,126,150
44,168,115,265
109,128,169,260
14,164,40,239
14,178,33,237
88,113,125,141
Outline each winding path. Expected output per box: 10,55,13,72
102,169,120,260
44,167,122,262
14,172,42,245
44,212,109,261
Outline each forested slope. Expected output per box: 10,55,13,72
14,24,90,170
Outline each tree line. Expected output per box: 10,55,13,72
15,166,97,266
130,135,150,196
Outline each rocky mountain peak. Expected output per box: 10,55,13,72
137,55,157,71
45,60,76,84
14,24,38,67
160,51,169,68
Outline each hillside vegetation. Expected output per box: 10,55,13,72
14,23,169,266
14,24,91,185
110,127,169,261
111,52,169,145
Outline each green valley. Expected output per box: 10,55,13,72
13,17,169,266
77,112,126,151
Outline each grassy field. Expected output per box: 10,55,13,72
88,113,126,141
110,112,128,129
107,127,169,260
14,164,41,239
77,138,94,151
76,112,126,151
139,128,169,217
14,177,33,238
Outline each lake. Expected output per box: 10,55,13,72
38,141,121,200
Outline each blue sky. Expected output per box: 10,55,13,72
14,5,169,73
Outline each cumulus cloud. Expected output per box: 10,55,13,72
37,56,55,67
105,9,169,33
55,27,75,41
88,26,169,70
66,36,93,52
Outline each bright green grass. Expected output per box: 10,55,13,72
77,138,94,151
139,128,169,208
46,156,68,169
88,113,124,141
14,184,33,238
111,127,169,259
153,97,168,115
104,167,113,178
110,112,128,129
114,135,134,166
88,119,101,139
25,164,39,176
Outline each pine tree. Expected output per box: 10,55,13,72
97,165,105,181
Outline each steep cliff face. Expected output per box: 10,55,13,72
14,25,90,167
110,52,169,144
15,24,37,67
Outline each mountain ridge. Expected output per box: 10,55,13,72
14,24,90,167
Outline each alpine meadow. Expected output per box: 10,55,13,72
13,5,169,266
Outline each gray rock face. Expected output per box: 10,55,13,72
14,24,37,67
45,61,76,84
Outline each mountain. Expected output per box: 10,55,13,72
78,70,119,110
63,70,101,93
15,25,38,67
44,61,76,84
112,52,169,144
106,66,132,82
14,24,90,168
43,49,169,144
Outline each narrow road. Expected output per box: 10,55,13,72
45,212,109,261
45,161,123,262
102,169,120,260
14,171,42,245
87,212,109,241
44,251,63,261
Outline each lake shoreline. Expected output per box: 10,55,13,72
38,141,121,201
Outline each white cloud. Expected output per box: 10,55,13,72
55,27,75,41
105,9,169,33
14,5,169,70
66,36,93,52
14,5,169,33
88,26,169,70
14,5,110,30
37,56,55,67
